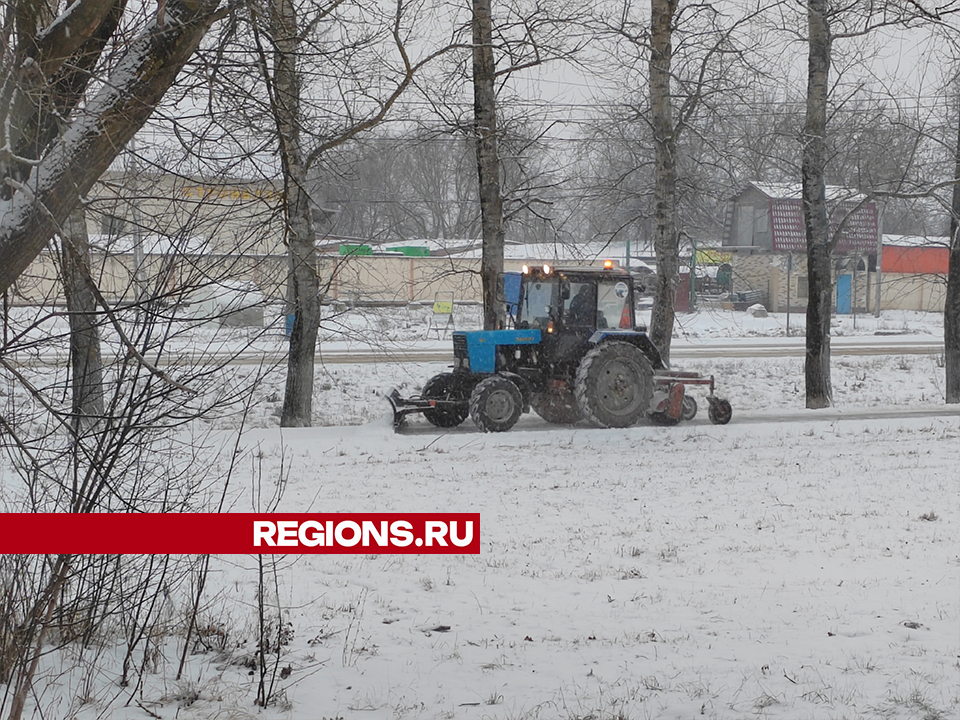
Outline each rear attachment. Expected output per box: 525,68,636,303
649,370,732,425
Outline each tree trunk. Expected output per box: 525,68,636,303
472,0,506,331
802,0,833,409
1,0,126,196
272,0,320,427
946,107,960,404
5,554,72,720
61,207,104,432
0,0,222,296
648,0,679,365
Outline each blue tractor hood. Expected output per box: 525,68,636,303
454,329,541,374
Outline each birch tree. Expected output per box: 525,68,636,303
473,0,506,329
648,0,679,360
799,1,954,408
0,0,225,296
947,104,960,403
592,0,765,363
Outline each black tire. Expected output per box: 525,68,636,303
708,398,732,425
681,395,698,421
469,376,523,432
421,373,468,428
574,341,654,428
531,390,582,425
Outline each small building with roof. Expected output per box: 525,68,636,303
720,182,882,314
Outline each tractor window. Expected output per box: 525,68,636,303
564,282,596,326
518,278,557,329
597,279,633,329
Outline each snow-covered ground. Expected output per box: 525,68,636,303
2,307,958,720
206,414,957,720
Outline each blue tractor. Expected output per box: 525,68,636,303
388,263,732,432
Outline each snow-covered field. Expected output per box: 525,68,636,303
2,307,958,720
210,414,958,720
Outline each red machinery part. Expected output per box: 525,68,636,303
666,382,685,420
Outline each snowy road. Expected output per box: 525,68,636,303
6,336,942,366
395,403,960,435
312,336,946,364
249,336,946,364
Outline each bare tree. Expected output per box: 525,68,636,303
258,0,321,428
947,104,960,403
418,0,589,328
0,0,225,296
648,0,680,360
801,0,835,408
235,0,469,425
799,1,954,408
60,206,105,428
313,132,482,241
472,0,507,330
1,174,279,717
587,0,767,361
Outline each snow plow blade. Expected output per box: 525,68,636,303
387,389,423,430
387,387,472,432
386,389,441,431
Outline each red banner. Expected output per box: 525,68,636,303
0,513,480,554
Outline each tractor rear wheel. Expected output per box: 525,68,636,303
575,342,653,428
531,389,582,425
421,373,468,428
470,376,523,432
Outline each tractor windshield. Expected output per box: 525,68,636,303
517,277,558,330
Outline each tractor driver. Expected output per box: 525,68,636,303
567,283,596,326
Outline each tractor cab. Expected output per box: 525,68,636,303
516,263,637,333
515,263,640,365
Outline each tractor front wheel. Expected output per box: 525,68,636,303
470,376,523,432
531,389,582,425
421,373,468,428
575,341,653,428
